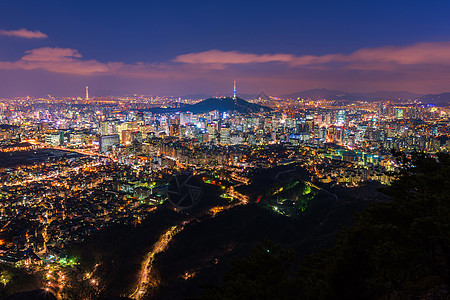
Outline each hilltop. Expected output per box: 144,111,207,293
146,97,271,114
187,97,271,113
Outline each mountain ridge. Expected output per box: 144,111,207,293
187,97,271,113
280,88,423,101
146,97,272,114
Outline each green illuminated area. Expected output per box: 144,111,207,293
265,180,317,216
129,181,156,189
220,193,234,201
58,257,78,267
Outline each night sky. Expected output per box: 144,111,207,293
1,0,450,97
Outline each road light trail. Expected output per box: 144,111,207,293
130,225,181,300
129,200,245,300
27,140,117,161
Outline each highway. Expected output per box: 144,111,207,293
26,140,117,161
3,141,116,187
51,145,115,161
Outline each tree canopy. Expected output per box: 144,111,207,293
204,153,450,299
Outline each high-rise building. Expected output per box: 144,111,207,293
69,131,85,145
220,127,231,145
206,124,216,142
44,131,63,146
180,112,192,125
337,110,346,125
121,130,134,144
395,108,404,119
100,120,119,135
100,134,119,152
169,124,180,137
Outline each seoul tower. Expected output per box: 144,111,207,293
233,80,236,99
85,86,89,100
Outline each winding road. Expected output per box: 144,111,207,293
129,225,181,300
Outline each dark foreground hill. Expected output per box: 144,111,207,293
201,153,450,300
5,289,56,300
148,181,389,299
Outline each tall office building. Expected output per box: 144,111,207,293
169,124,180,137
206,124,216,142
100,135,120,152
220,127,231,145
44,131,64,146
337,110,346,125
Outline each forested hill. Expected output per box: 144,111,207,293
204,153,450,299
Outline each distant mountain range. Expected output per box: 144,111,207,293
279,88,450,105
180,89,450,105
280,88,422,101
418,92,450,106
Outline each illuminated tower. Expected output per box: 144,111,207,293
85,86,89,100
233,80,236,99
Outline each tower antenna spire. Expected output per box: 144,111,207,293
233,80,236,99
85,86,89,100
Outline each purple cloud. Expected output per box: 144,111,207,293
0,28,48,39
173,42,450,70
3,42,450,95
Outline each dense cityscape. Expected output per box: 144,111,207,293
1,0,450,299
0,87,448,298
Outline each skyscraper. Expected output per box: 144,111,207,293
337,110,346,125
220,127,230,145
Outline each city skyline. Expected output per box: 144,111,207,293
2,1,450,96
1,1,449,299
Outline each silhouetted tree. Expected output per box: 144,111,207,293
301,153,450,299
207,153,450,299
203,239,297,300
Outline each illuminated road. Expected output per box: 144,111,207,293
130,225,182,300
4,141,117,187
129,199,246,299
51,145,116,161
26,140,117,161
228,187,249,203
